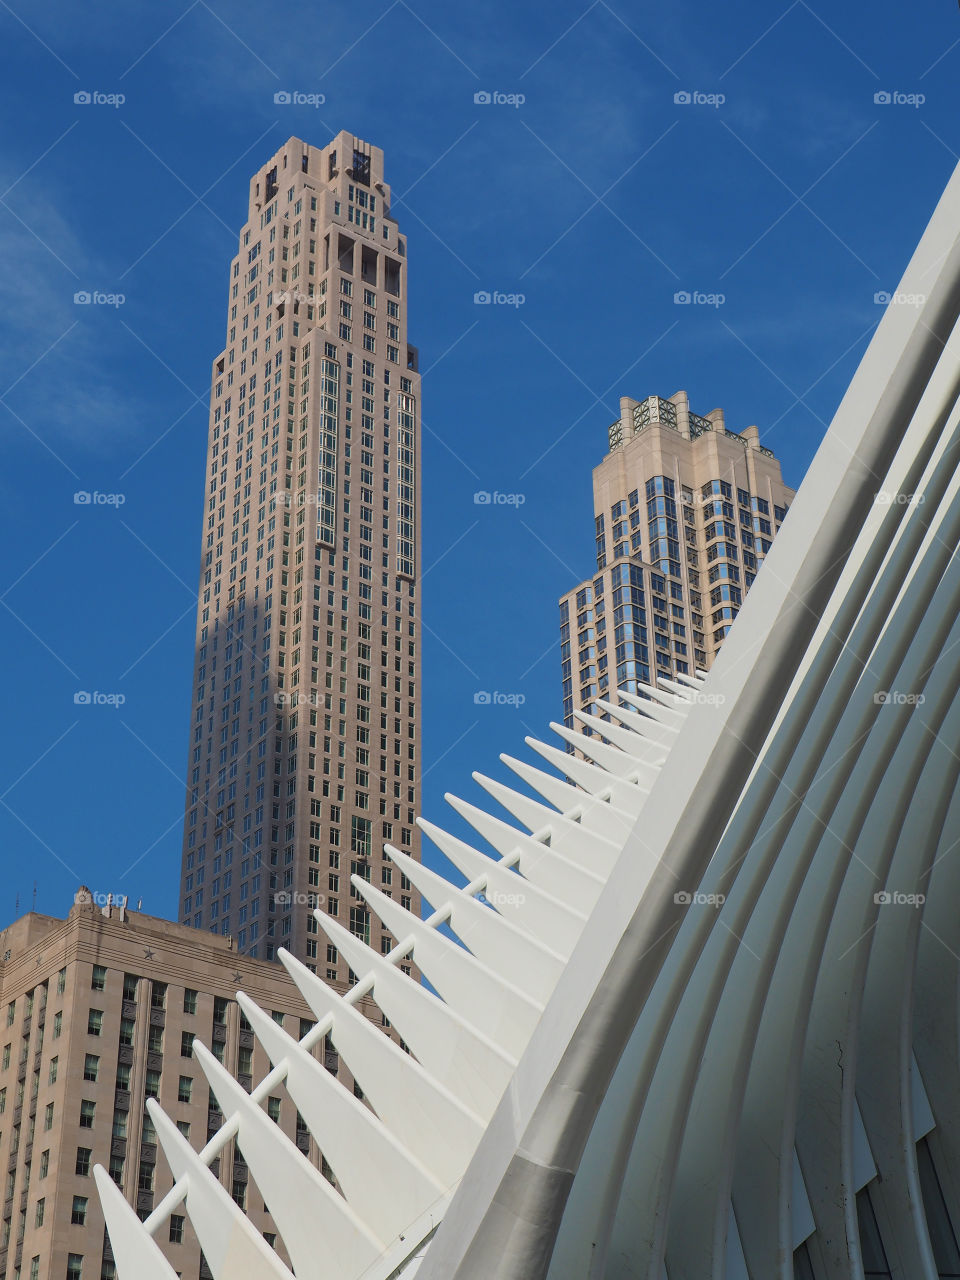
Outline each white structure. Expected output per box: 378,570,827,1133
98,163,960,1279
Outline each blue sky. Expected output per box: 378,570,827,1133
0,0,957,922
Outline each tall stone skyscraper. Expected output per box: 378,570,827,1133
179,133,421,982
560,390,794,730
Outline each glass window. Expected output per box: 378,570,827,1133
91,965,106,992
82,1054,98,1082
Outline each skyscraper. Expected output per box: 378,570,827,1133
179,133,422,981
559,390,794,730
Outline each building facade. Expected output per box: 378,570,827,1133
0,892,383,1280
178,132,422,980
559,389,795,729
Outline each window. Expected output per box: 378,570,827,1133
75,1147,92,1176
57,967,66,995
91,965,106,992
35,1198,44,1227
29,1257,39,1280
181,1031,195,1057
71,1195,87,1225
112,1111,127,1138
183,988,198,1015
79,1099,96,1128
267,1096,281,1123
44,1102,54,1130
145,1069,160,1098
39,1150,48,1179
1,1043,8,1069
87,1009,103,1036
213,996,228,1026
67,1255,83,1280
122,973,137,1002
178,1076,192,1104
148,1025,163,1054
83,1054,99,1082
138,1163,154,1192
119,1018,135,1047
115,1063,131,1091
150,982,166,1010
169,1215,184,1244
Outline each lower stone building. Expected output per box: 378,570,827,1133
0,890,380,1280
